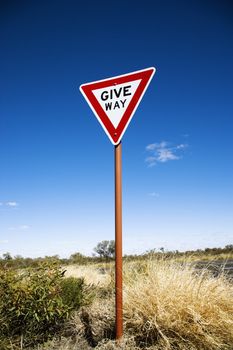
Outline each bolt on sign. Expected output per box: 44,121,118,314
80,67,156,144
80,67,156,340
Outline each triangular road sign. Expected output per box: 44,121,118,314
80,67,156,145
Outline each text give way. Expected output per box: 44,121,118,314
93,80,141,128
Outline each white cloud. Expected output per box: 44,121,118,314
157,148,179,162
145,140,188,167
8,225,30,231
19,225,30,230
176,143,188,150
145,156,157,167
148,192,160,197
146,141,168,151
6,201,18,207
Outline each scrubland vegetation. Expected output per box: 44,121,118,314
1,244,233,270
0,245,232,349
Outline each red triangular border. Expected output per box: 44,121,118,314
80,67,155,145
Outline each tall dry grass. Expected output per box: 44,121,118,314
64,264,112,287
36,258,233,349
123,258,233,349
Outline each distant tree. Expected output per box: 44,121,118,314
205,248,211,253
70,252,86,264
42,255,60,265
14,254,24,260
93,240,115,260
13,255,24,268
3,252,12,260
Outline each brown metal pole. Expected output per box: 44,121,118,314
115,141,123,340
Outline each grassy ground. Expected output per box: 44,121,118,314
64,264,113,287
175,252,233,262
35,256,233,350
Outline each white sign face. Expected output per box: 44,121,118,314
80,67,156,145
92,80,141,128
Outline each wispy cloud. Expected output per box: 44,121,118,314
146,141,168,151
145,141,188,167
19,225,30,230
145,156,157,167
6,201,19,207
0,201,19,209
148,192,160,197
8,225,30,231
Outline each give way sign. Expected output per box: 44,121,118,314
80,67,156,145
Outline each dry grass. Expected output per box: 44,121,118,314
64,264,113,287
36,258,233,349
123,258,233,349
176,252,233,262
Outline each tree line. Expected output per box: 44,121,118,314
0,242,232,269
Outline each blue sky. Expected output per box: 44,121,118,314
0,0,232,258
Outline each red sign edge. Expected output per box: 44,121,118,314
80,67,156,145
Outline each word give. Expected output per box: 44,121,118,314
100,85,132,111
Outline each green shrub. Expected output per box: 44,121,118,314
0,263,71,348
60,277,86,310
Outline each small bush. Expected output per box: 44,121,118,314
60,277,86,310
0,263,71,348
